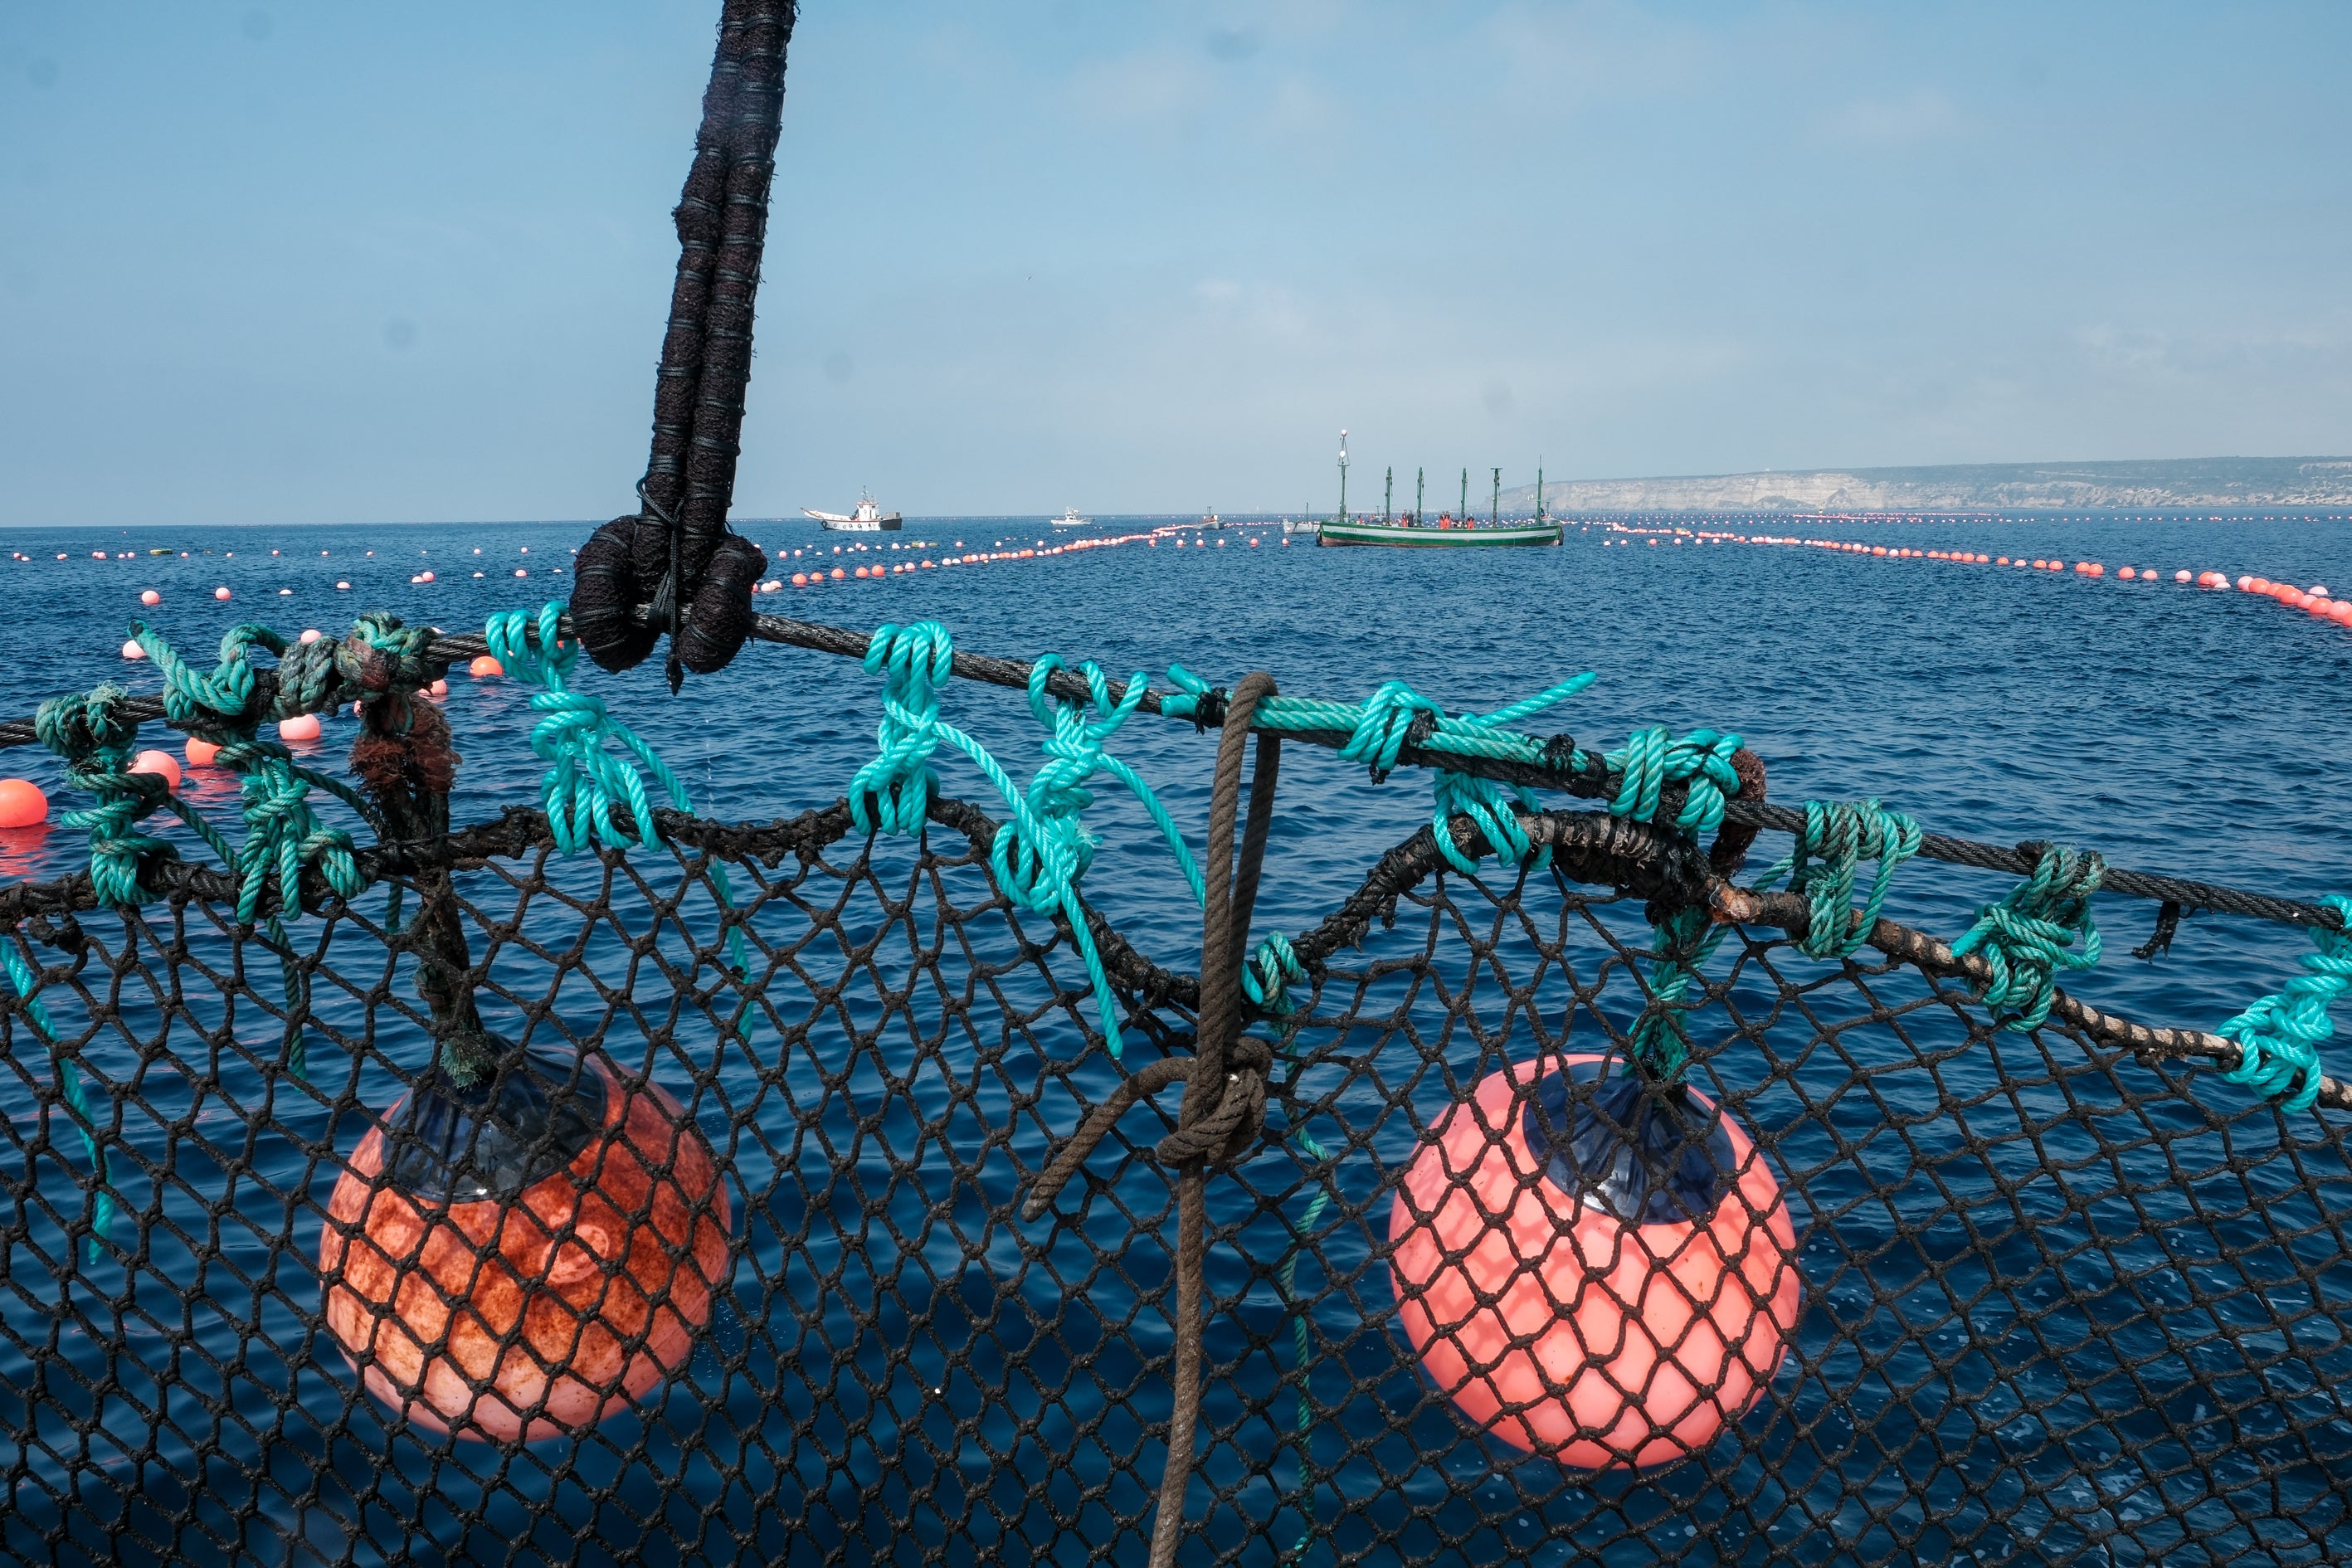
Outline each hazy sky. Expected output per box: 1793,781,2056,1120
3,2,2348,523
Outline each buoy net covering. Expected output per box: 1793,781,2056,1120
1,797,2348,1565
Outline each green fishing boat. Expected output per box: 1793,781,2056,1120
1317,519,1561,548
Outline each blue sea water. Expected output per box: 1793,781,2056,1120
2,509,2350,1566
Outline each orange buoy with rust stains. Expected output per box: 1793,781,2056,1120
319,1042,732,1443
1389,1053,1799,1467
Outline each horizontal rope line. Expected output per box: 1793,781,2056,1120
0,606,2335,933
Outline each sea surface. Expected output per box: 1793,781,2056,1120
2,509,2350,1566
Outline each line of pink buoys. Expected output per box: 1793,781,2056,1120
1596,520,2350,640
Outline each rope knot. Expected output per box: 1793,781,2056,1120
1160,664,1227,732
849,621,955,835
336,612,433,697
1242,933,1307,1020
1338,679,1440,784
1762,798,1923,959
2217,894,2352,1114
1154,1037,1275,1168
1948,843,2106,1031
1605,725,1745,834
37,684,183,908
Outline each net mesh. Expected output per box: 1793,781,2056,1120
3,797,2349,1566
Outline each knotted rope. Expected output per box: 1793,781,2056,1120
2,932,112,1261
1605,724,1744,835
487,602,751,981
33,685,201,910
2216,894,2352,1113
1023,673,1285,1568
1948,844,2106,1031
1760,798,1925,960
850,622,1205,1056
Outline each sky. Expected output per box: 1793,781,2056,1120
2,1,2349,524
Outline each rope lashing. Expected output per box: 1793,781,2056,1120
851,624,1205,1056
848,621,957,835
1605,725,1744,835
2,933,114,1261
34,684,227,909
1244,932,1306,1020
487,603,751,977
1947,844,2106,1031
1756,798,1925,959
1627,903,1731,1083
2216,894,2352,1113
1326,674,1597,874
134,622,373,926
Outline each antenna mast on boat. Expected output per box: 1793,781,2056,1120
1491,468,1502,528
1384,466,1393,523
1415,466,1424,525
1536,460,1545,524
1337,430,1350,523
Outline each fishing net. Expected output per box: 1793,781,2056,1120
4,664,2349,1566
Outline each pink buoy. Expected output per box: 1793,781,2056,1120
186,737,221,767
431,679,449,697
0,779,48,829
122,640,146,660
300,629,322,644
130,750,183,790
1389,1054,1799,1467
215,587,232,601
278,713,323,743
140,589,161,606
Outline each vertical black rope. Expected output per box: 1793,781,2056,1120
572,1,795,685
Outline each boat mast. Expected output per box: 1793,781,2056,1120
1491,467,1501,528
1337,430,1349,524
1415,466,1424,525
1536,461,1545,524
1459,467,1468,522
1383,466,1393,524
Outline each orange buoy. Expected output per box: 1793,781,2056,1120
1390,1053,1799,1467
791,572,808,587
470,655,503,678
279,713,323,742
0,778,48,829
215,587,232,601
431,678,449,697
130,749,183,790
186,737,221,767
319,1043,731,1443
122,640,146,660
140,589,161,606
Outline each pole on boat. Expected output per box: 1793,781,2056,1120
1338,430,1349,524
1384,467,1393,523
1415,466,1424,527
1459,468,1468,523
1536,462,1545,524
1491,468,1502,528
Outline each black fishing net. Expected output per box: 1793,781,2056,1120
4,792,2348,1567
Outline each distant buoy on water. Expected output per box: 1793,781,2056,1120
1389,1053,1799,1467
300,629,322,644
279,714,322,742
140,589,161,606
215,587,232,600
431,679,449,697
122,640,145,660
186,737,220,767
0,779,49,829
470,655,503,678
129,750,182,790
319,1044,732,1443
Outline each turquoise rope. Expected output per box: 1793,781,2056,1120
3,936,113,1261
849,621,956,836
487,603,752,981
2217,894,2352,1114
34,686,235,910
1755,799,1924,960
1604,725,1743,835
1947,845,2105,1031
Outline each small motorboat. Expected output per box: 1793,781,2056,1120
1049,509,1090,528
802,490,903,533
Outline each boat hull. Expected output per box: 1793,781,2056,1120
1317,521,1560,548
819,515,903,533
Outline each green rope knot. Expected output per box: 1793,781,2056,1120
333,611,435,701
849,621,955,835
1161,664,1225,730
1605,725,1744,835
488,603,674,853
1947,844,2106,1031
1337,679,1439,784
1628,903,1730,1083
1760,798,1923,959
2217,894,2351,1114
1244,932,1307,1020
36,684,186,908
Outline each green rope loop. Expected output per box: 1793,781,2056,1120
1627,903,1732,1083
34,684,212,909
1605,725,1743,835
2,934,113,1261
2217,894,2351,1114
1243,932,1307,1019
489,602,751,979
1947,844,2106,1031
1756,798,1924,959
849,621,956,836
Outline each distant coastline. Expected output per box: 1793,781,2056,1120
1502,456,2352,514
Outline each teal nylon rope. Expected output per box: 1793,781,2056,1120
1947,844,2106,1031
2217,894,2352,1113
34,685,234,910
1754,798,1925,960
2,935,113,1263
487,603,752,985
852,623,1207,1057
1604,725,1743,835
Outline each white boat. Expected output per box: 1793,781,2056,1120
1049,509,1090,528
1282,517,1319,536
802,490,903,532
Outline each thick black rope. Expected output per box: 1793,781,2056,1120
568,0,794,687
1,608,2338,936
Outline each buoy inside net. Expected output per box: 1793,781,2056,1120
1388,1053,1799,1467
319,1040,732,1444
